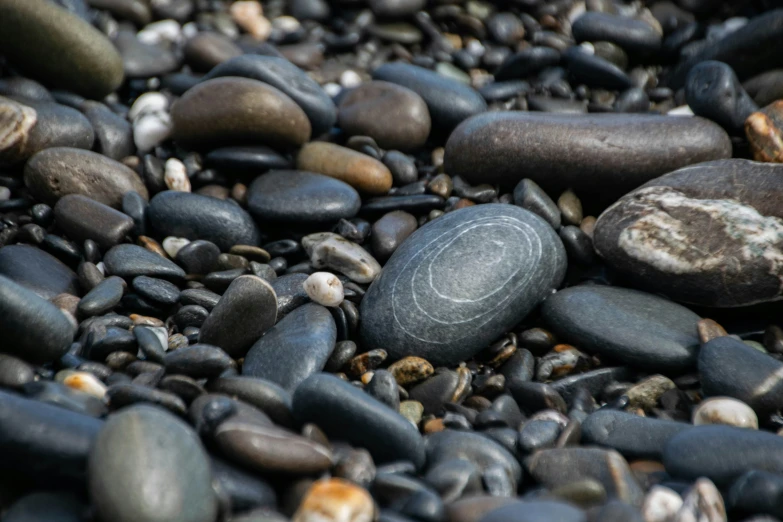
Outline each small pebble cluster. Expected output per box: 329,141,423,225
3,0,783,521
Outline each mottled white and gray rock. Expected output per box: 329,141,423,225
594,159,783,306
302,232,381,284
361,204,566,367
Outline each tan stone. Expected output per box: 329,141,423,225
297,142,392,195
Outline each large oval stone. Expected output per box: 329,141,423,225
360,204,566,366
594,159,783,306
0,0,124,98
148,191,262,250
171,77,311,150
89,405,217,522
541,286,701,372
24,147,148,208
444,112,731,203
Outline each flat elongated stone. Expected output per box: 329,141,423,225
89,405,217,522
594,159,783,306
54,194,134,249
426,430,522,483
293,373,426,467
0,275,75,363
361,204,566,367
444,112,731,202
243,303,336,392
297,142,393,196
0,244,79,299
664,425,783,486
541,286,701,372
581,410,691,460
104,244,186,281
480,501,586,522
148,191,262,251
25,147,148,208
171,77,311,150
199,275,277,358
0,0,124,98
0,389,102,486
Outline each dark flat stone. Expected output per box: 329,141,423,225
581,410,691,460
0,244,79,299
104,244,186,281
54,194,134,249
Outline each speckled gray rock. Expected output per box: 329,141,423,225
24,147,149,208
581,410,691,460
444,112,731,203
361,204,566,366
199,275,277,358
594,159,783,306
0,275,75,363
699,335,783,414
293,372,426,467
541,286,701,372
664,425,783,486
0,0,124,98
243,303,336,392
0,244,79,299
148,191,262,251
247,170,361,226
89,405,218,522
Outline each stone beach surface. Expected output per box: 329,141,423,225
4,0,783,521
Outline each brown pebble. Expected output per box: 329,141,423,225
130,314,165,327
231,182,247,205
51,293,80,317
626,375,676,411
348,349,388,377
423,418,445,434
292,478,375,522
387,356,434,386
229,245,271,263
137,236,168,258
698,318,728,344
580,216,596,239
452,366,473,403
428,173,453,199
747,100,783,162
297,142,393,195
557,189,583,226
195,184,230,200
454,198,475,209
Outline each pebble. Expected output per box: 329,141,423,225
338,81,431,150
203,55,336,137
494,47,561,82
303,272,344,307
361,204,566,367
206,145,291,174
183,32,242,72
663,425,783,486
693,397,758,429
293,479,375,522
302,232,382,284
148,191,261,251
370,210,418,262
581,410,690,460
572,12,662,55
54,194,134,250
104,244,186,281
2,492,87,522
248,170,361,226
162,236,190,258
77,275,125,317
594,159,783,306
427,429,522,486
642,486,683,522
513,179,561,229
727,470,783,519
293,373,426,467
57,369,108,399
685,61,758,135
25,147,149,209
699,335,783,414
480,501,586,522
372,62,487,135
0,353,34,389
0,244,79,299
444,112,731,202
243,303,336,391
164,158,190,192
171,77,311,150
0,274,75,363
0,0,124,98
208,376,294,428
199,275,277,358
89,405,217,522
297,142,393,196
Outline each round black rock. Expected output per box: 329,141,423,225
247,170,361,226
361,204,566,367
685,60,758,135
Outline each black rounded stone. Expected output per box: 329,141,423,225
493,47,561,82
103,244,186,281
685,61,758,134
361,204,566,367
572,12,662,55
542,286,701,372
0,244,79,299
205,146,292,175
581,410,691,461
247,170,361,226
148,191,262,251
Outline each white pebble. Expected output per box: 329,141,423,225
340,70,362,89
231,0,272,40
579,41,595,54
642,486,683,522
128,91,169,121
162,236,190,258
303,272,344,307
674,478,726,522
693,397,758,429
667,105,695,117
149,326,170,352
133,112,172,153
56,370,108,399
96,262,106,275
164,158,191,192
137,19,181,45
273,15,301,34
0,187,11,201
182,22,199,39
323,82,342,98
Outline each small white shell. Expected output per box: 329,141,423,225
162,236,190,258
133,112,172,153
164,157,191,192
56,370,108,399
303,272,345,307
693,396,758,429
128,92,169,121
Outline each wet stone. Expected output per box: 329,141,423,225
362,204,565,367
104,244,186,281
208,376,295,428
572,12,661,55
297,142,393,196
54,194,134,250
77,276,125,317
0,244,79,299
685,61,758,135
175,240,221,275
